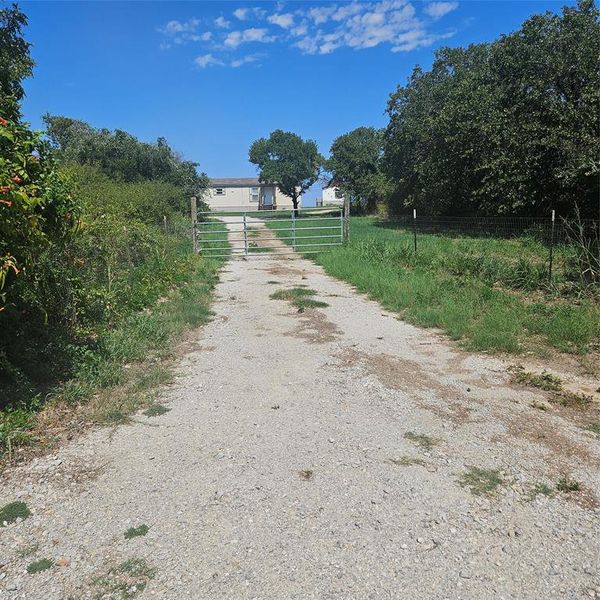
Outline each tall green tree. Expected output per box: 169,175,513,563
249,129,322,213
383,0,600,217
0,3,34,121
44,115,208,196
327,127,388,212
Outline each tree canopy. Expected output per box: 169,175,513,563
326,127,388,212
44,115,208,196
382,0,600,217
249,129,322,210
0,4,34,121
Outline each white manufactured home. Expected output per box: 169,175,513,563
205,178,300,211
318,183,345,207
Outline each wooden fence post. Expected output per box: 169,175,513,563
191,196,198,254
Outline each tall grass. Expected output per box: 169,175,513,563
299,217,599,356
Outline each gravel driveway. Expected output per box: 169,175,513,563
1,249,599,599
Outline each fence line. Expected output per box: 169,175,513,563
373,212,600,284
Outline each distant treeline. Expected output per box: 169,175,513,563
327,0,599,218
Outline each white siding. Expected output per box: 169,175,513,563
322,186,344,206
204,185,301,211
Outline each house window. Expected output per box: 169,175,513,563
250,187,259,202
215,188,225,196
335,188,344,199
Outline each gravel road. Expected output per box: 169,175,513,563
1,246,599,599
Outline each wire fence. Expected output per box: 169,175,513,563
372,212,600,286
378,213,599,246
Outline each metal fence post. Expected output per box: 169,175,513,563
243,213,248,256
292,209,296,251
548,209,555,281
413,208,417,252
343,195,350,243
191,196,198,253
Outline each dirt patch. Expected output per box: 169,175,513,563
266,263,306,278
502,410,600,472
336,348,480,425
286,309,342,344
338,348,450,397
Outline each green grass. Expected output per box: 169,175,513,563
511,368,563,391
124,524,150,539
0,501,31,526
1,256,221,458
93,557,156,598
27,559,53,574
556,476,582,492
528,482,554,500
143,404,171,417
458,466,504,496
583,422,600,436
281,217,599,356
404,431,438,450
270,287,329,310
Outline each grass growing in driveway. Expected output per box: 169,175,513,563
294,217,600,357
125,524,150,539
0,500,31,525
270,287,329,310
143,404,171,417
458,466,504,496
404,431,438,450
93,557,156,598
510,367,563,391
27,559,54,574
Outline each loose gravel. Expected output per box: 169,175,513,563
0,244,599,599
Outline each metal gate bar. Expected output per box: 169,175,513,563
193,206,345,258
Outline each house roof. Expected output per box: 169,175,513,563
209,177,261,187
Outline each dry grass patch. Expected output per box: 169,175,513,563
387,456,426,467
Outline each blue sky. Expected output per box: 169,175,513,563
20,0,568,203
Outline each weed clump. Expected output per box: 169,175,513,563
583,422,600,436
556,476,581,493
125,524,150,539
510,367,562,391
270,288,329,311
93,557,156,598
458,466,504,496
27,559,53,574
0,501,31,526
143,405,170,417
404,431,437,450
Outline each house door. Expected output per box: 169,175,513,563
262,187,274,208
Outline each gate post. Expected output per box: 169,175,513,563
343,194,350,243
191,196,198,253
243,214,248,256
292,209,296,251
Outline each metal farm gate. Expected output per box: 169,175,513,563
191,205,348,259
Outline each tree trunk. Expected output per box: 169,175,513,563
292,193,299,218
